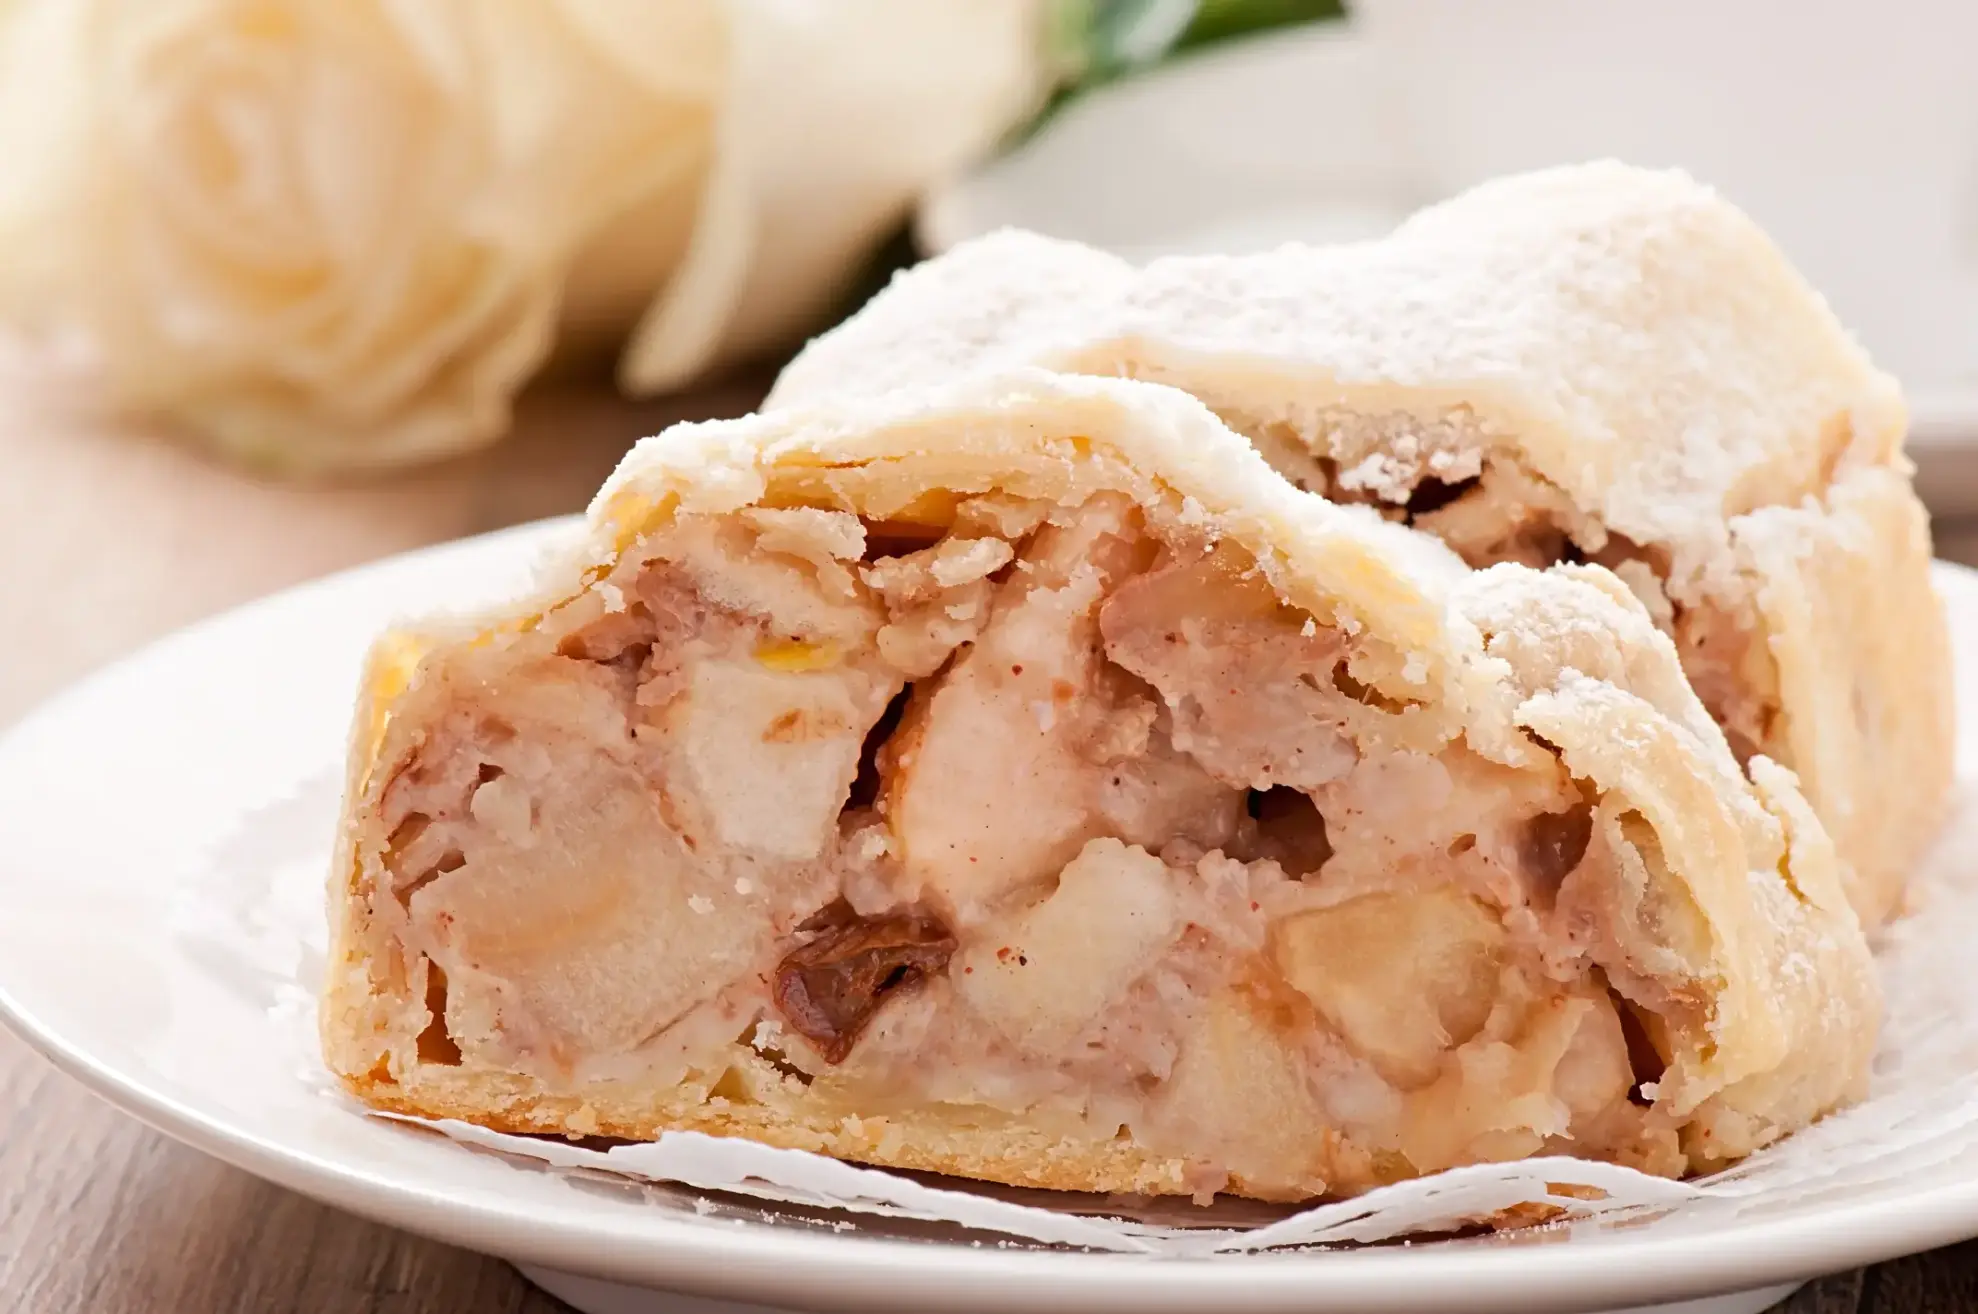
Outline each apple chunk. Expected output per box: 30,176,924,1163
1271,887,1505,1086
883,499,1146,921
1147,987,1334,1199
663,658,896,861
954,838,1179,1051
414,753,767,1062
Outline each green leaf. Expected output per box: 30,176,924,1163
1026,0,1345,147
1047,0,1346,89
1175,0,1345,51
1046,0,1198,84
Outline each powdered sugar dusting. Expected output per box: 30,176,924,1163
768,162,1905,602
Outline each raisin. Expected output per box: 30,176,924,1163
772,900,956,1063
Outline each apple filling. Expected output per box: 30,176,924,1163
355,493,1733,1200
1240,422,1784,773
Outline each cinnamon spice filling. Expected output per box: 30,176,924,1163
356,492,1725,1198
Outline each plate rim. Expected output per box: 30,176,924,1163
3,523,1976,1313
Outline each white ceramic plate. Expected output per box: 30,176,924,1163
4,521,1978,1314
917,25,1978,515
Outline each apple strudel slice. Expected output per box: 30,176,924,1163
769,161,1952,927
323,371,1876,1203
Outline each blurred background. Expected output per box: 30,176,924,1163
0,0,1339,721
6,3,1978,1310
8,0,1978,729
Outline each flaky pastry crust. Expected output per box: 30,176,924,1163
768,163,1952,924
324,372,1876,1202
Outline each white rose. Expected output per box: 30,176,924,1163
0,1,1047,473
618,0,1051,394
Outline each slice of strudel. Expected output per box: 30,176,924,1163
769,161,1953,926
324,371,1876,1203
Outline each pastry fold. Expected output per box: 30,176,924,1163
324,371,1876,1202
768,162,1952,925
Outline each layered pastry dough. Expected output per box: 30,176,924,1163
324,372,1877,1202
768,162,1952,926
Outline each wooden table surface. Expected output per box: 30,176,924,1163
3,361,1977,1313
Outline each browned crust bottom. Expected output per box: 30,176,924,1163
333,1067,1250,1199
